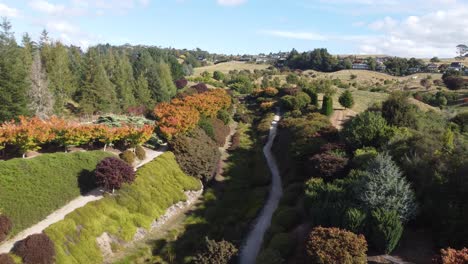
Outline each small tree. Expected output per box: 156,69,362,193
213,70,225,81
339,90,354,109
321,95,334,116
175,78,188,89
430,57,440,63
368,209,403,254
0,215,12,242
306,227,368,264
193,237,238,264
95,157,136,192
13,233,55,264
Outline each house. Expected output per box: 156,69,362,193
352,63,370,70
376,63,386,72
427,63,439,73
448,62,464,71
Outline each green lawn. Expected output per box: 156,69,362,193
45,152,201,264
0,151,113,235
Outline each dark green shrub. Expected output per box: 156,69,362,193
321,95,333,116
119,150,136,165
0,254,14,264
339,90,354,109
451,111,468,133
170,128,220,182
13,233,55,264
352,147,378,168
95,157,136,192
135,145,146,160
198,116,215,139
217,109,231,125
368,209,403,254
273,207,300,231
306,227,367,264
0,215,12,242
193,237,237,264
257,249,285,264
381,92,418,127
341,111,391,149
342,208,366,234
268,232,296,258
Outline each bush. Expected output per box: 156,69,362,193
268,232,296,258
352,147,378,168
13,233,55,264
368,209,403,254
433,247,468,264
308,152,349,180
135,145,146,160
306,227,367,264
355,153,418,222
321,95,333,116
341,111,391,149
175,78,188,89
339,90,354,109
342,208,366,234
213,71,225,81
382,92,418,127
119,149,136,165
280,92,311,110
95,157,136,192
198,116,215,139
229,131,241,151
212,118,230,147
257,249,285,264
170,128,220,182
0,254,14,264
264,87,279,97
193,237,238,264
0,215,12,242
217,109,231,125
273,207,300,231
191,83,209,93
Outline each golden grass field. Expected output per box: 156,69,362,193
193,61,270,75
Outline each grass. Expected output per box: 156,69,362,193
193,61,269,76
44,152,201,264
0,151,113,235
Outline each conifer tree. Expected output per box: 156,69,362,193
154,61,177,102
134,73,153,108
112,52,136,110
28,52,54,118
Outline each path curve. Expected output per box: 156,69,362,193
239,112,282,264
0,147,166,254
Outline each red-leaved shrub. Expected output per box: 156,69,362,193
0,254,14,264
433,247,468,264
0,215,12,242
95,157,136,192
306,227,367,264
191,83,209,93
175,78,188,89
212,118,230,147
308,152,349,180
13,233,55,264
229,132,241,151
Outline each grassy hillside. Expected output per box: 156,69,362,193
0,151,113,235
45,152,201,264
193,61,270,75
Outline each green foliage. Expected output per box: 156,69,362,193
341,111,391,149
119,150,136,165
382,92,418,127
95,114,153,127
342,208,367,234
368,209,403,254
212,70,225,81
256,249,285,264
321,95,333,116
170,128,220,182
306,227,368,264
303,88,318,107
198,116,215,139
0,151,112,235
268,232,296,258
283,48,338,72
339,90,354,109
193,237,238,264
272,207,300,231
286,73,299,84
135,145,146,160
217,109,231,125
45,152,201,264
352,147,378,167
280,92,311,110
228,75,253,94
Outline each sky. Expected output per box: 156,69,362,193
0,0,467,58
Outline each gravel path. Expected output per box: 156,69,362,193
0,147,166,254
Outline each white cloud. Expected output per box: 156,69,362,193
29,0,65,15
0,3,20,17
262,30,327,41
217,0,247,6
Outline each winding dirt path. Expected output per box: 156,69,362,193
0,147,165,254
330,108,357,130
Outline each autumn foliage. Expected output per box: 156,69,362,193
433,248,468,264
155,89,231,138
95,157,136,191
13,233,55,264
0,215,12,242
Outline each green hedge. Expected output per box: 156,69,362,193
45,152,201,264
0,151,113,235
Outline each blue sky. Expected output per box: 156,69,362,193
1,0,467,57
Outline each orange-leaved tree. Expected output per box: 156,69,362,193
154,101,200,139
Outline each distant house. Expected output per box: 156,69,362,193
376,63,386,72
448,62,464,71
352,63,370,70
427,63,439,73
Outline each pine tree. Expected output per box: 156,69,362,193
69,45,83,101
111,52,136,110
134,73,153,108
339,90,354,109
321,95,333,116
28,52,54,118
80,48,118,114
0,18,29,121
154,61,176,102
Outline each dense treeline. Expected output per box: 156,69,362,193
0,19,206,122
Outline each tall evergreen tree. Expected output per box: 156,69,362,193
68,45,84,101
0,18,29,121
28,52,54,118
154,61,176,102
80,48,118,114
112,52,136,110
134,73,153,108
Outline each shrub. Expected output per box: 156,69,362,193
339,90,354,109
341,111,391,149
135,145,146,160
368,209,403,254
321,95,333,116
229,131,241,151
273,207,300,231
212,118,230,147
382,92,418,127
13,233,55,264
0,254,14,264
0,215,12,242
264,87,279,97
355,153,418,222
191,83,209,93
451,111,468,133
170,128,220,182
433,247,468,264
268,232,296,258
217,109,231,125
119,150,136,165
308,152,349,180
95,157,136,192
352,147,378,168
213,71,225,81
193,237,238,264
198,116,215,139
257,249,285,264
306,227,367,264
342,208,366,234
175,78,188,89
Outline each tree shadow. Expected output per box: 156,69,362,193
77,169,97,195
